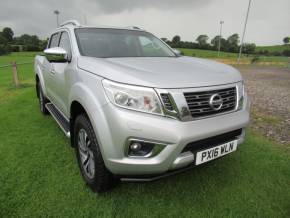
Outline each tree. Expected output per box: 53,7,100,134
211,35,227,50
226,33,239,52
12,34,47,51
227,33,239,45
0,34,10,55
283,37,290,44
242,43,256,54
170,35,181,48
0,33,8,44
161,38,168,43
211,35,220,48
14,34,40,45
172,35,181,44
196,35,209,48
2,27,14,42
282,49,290,57
39,38,49,50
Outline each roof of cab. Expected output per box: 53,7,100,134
56,20,145,32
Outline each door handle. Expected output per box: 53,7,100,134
50,68,56,75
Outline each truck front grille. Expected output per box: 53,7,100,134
184,87,237,119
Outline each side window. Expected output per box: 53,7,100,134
59,32,72,59
49,33,60,48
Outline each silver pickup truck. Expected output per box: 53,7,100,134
35,20,250,192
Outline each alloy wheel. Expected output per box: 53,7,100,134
78,128,95,179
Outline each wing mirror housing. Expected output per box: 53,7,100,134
173,49,182,56
44,47,68,63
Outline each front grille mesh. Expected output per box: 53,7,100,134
184,87,237,118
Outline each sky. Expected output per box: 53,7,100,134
0,0,289,45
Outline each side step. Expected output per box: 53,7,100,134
45,103,70,138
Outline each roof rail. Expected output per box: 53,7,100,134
60,20,81,27
127,26,143,30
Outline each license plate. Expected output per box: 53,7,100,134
195,140,238,165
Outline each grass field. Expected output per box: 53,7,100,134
0,53,290,217
178,48,289,65
256,44,289,53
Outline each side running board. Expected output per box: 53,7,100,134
45,103,70,138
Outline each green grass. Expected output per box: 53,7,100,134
252,110,283,125
178,48,289,63
179,48,238,58
256,45,289,53
0,52,38,65
0,52,36,101
0,52,290,217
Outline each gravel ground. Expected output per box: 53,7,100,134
237,65,290,144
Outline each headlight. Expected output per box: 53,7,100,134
102,80,163,115
237,81,245,110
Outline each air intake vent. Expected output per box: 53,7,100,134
160,93,174,111
182,129,243,153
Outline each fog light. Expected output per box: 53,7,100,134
127,139,167,157
128,140,155,157
130,142,142,151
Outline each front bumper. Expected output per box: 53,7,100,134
91,94,250,176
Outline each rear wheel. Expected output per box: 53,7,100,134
37,82,49,115
74,114,115,193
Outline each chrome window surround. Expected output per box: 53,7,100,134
155,82,243,122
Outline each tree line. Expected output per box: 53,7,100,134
0,27,47,55
162,34,290,57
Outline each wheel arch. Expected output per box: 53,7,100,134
35,63,47,97
68,81,113,170
35,74,40,98
70,100,88,147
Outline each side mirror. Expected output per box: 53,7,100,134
173,49,182,56
44,47,68,63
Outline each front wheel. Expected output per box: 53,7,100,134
74,114,116,193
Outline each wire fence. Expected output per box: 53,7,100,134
0,61,33,87
0,62,33,69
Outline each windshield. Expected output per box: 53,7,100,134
75,28,176,58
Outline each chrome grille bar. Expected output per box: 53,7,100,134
184,87,237,118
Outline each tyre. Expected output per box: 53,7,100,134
74,114,115,193
37,82,49,115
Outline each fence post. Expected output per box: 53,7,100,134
11,61,20,88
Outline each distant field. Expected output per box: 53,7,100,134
256,44,289,52
178,48,289,66
0,52,38,65
179,48,238,58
